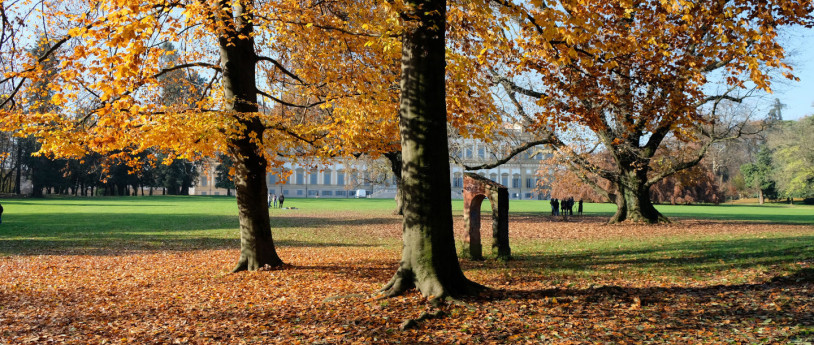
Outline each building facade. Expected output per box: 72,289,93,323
191,140,550,200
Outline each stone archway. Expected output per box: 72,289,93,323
462,172,511,260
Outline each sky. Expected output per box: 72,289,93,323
772,26,814,120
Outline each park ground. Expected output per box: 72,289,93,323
0,197,812,344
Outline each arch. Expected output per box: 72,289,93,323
462,172,511,261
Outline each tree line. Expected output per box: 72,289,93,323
0,137,199,197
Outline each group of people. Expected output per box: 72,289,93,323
268,192,285,208
550,197,583,217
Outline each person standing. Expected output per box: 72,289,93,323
278,194,285,209
272,194,278,208
553,198,559,216
578,199,583,216
550,198,556,216
561,198,567,218
268,192,272,208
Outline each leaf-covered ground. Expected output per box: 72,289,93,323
1,210,812,344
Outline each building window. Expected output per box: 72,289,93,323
310,170,318,185
283,190,290,196
296,170,304,185
297,190,303,196
512,176,520,188
526,178,535,189
501,174,509,186
466,148,473,158
268,174,276,185
337,171,345,185
336,190,347,197
490,173,497,182
308,190,318,196
452,175,463,188
201,192,207,196
201,175,208,187
214,192,220,196
321,190,332,196
525,193,532,199
478,148,485,159
323,170,332,185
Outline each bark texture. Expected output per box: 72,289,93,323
381,0,482,299
219,0,283,272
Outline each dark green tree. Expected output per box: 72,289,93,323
215,154,235,196
740,146,777,204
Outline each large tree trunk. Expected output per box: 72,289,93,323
608,166,668,224
220,0,283,272
381,0,482,300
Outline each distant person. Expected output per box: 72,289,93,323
578,199,583,216
553,198,560,216
268,192,272,208
550,198,556,216
0,202,3,224
278,194,285,208
568,197,575,216
272,194,278,208
561,198,567,217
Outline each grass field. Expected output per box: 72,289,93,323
0,196,812,343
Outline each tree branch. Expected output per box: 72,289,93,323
256,56,304,84
256,89,325,109
453,138,552,170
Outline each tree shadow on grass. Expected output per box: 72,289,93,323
493,236,814,275
271,216,399,228
0,212,395,256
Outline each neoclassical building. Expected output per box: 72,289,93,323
192,140,550,200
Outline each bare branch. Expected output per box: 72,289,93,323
256,89,325,109
153,62,221,79
453,138,552,170
256,56,304,84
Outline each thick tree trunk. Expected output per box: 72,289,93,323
381,0,482,300
758,189,764,205
220,0,283,272
608,167,668,224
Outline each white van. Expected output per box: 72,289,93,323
355,189,367,198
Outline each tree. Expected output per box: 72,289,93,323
768,116,814,199
379,0,483,300
214,154,235,196
740,146,777,204
473,0,812,223
0,0,497,272
0,0,363,271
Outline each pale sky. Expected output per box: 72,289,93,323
773,26,814,120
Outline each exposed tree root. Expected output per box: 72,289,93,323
231,256,285,273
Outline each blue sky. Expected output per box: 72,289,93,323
773,26,814,120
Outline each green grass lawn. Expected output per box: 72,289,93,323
1,196,811,255
0,196,811,278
